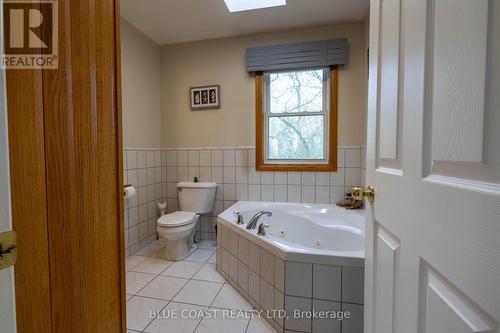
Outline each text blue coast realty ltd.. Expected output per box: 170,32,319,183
150,308,351,320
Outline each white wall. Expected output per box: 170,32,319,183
484,0,500,175
363,13,370,146
121,19,162,148
160,23,367,148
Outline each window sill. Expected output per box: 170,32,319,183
256,162,337,172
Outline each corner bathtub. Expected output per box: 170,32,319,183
216,201,365,333
217,201,365,267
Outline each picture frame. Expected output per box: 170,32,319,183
190,85,220,110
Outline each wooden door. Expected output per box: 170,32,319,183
5,0,126,331
365,0,500,333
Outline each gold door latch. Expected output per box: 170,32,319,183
352,186,375,203
0,230,17,270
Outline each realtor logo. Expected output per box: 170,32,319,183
2,0,58,69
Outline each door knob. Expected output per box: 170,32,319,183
352,186,375,202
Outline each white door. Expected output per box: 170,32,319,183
0,2,16,331
365,0,500,333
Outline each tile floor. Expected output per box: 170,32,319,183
126,240,277,333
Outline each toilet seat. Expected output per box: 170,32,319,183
158,211,196,227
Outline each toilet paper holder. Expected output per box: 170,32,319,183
123,184,132,196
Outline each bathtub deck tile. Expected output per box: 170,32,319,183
260,249,275,285
248,241,261,274
284,296,312,333
274,288,285,327
342,266,365,304
341,302,364,333
313,264,341,302
228,253,238,282
214,205,364,333
285,262,312,298
238,235,249,265
221,247,229,274
216,245,222,267
260,277,275,314
275,257,285,292
312,299,341,333
248,269,261,304
238,261,249,293
229,229,238,254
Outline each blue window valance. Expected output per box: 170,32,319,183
246,38,348,72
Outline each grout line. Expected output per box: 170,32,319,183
146,247,217,333
244,313,252,333
126,256,149,272
129,243,261,333
340,266,343,333
139,250,205,332
310,263,314,332
191,278,227,332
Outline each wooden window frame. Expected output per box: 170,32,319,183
255,66,338,172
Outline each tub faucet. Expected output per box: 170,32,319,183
257,223,270,236
246,211,272,230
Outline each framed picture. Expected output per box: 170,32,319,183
190,85,220,110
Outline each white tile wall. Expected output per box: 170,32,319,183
123,148,166,257
123,145,366,254
162,145,366,242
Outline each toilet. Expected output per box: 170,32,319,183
157,181,217,260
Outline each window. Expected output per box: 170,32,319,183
256,66,338,171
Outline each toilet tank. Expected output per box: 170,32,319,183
177,182,217,214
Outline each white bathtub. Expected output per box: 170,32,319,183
217,201,365,267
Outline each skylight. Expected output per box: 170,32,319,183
223,0,286,13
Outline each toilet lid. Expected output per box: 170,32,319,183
158,211,196,227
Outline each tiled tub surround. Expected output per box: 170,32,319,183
216,203,365,333
123,146,366,256
163,146,366,242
